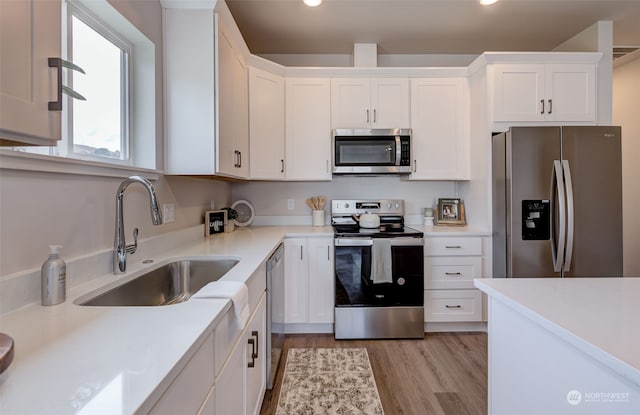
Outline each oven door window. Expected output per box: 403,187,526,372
334,137,396,166
335,243,423,307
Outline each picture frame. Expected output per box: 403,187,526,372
436,198,466,226
205,210,227,237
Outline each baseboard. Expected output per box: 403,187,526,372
424,321,487,332
284,323,334,334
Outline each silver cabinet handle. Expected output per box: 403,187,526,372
373,108,377,123
327,246,330,260
366,109,370,123
445,272,462,276
281,159,285,173
300,245,303,260
238,151,242,168
548,99,553,114
445,305,462,309
540,99,545,115
48,58,63,111
413,160,417,173
445,245,462,249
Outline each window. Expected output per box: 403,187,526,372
8,0,157,174
63,4,131,164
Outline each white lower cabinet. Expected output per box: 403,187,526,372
424,235,483,323
215,294,266,415
284,237,334,327
149,332,215,415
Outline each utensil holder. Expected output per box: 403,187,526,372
312,210,325,227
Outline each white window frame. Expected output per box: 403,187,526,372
2,0,158,179
62,1,132,166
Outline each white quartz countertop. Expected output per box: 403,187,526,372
0,225,332,415
474,277,640,387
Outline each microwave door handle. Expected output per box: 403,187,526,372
395,135,401,166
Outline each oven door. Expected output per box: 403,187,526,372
334,237,424,307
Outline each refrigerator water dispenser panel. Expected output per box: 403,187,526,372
522,200,550,240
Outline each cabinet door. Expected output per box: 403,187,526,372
249,67,284,180
545,64,596,122
330,78,370,128
370,78,410,129
245,297,266,415
215,330,245,415
410,78,469,180
0,0,61,144
217,25,236,175
491,64,545,122
283,238,308,323
285,78,332,181
307,237,334,324
233,53,249,177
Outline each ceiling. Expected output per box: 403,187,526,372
224,0,640,56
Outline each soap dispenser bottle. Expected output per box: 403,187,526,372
41,245,66,306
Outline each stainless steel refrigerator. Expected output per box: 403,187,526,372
492,126,623,278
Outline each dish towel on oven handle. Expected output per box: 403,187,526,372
371,238,393,284
192,280,250,327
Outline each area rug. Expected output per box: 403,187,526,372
276,348,385,415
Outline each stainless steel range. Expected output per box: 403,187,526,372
332,199,424,339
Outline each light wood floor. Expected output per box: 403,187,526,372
260,333,488,415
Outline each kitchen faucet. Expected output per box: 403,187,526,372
114,176,163,274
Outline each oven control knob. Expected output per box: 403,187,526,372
397,277,406,286
395,203,400,209
345,203,350,208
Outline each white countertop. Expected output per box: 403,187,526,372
474,277,640,387
0,225,332,415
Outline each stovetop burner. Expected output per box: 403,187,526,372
331,199,423,238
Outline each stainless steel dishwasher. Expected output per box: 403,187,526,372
266,242,284,389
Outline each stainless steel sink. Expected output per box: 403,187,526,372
78,259,239,306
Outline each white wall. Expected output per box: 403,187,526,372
613,53,640,277
231,177,459,224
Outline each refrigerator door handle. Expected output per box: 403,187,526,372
562,160,575,272
551,160,566,273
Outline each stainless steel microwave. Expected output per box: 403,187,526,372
332,128,412,174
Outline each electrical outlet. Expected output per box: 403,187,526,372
287,199,294,210
163,203,175,223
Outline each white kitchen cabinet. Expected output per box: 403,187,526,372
491,63,596,122
163,8,248,178
0,0,61,145
249,67,285,180
215,294,266,415
284,237,334,327
424,235,483,323
285,78,332,181
217,18,249,178
149,333,215,415
331,78,410,129
409,78,470,180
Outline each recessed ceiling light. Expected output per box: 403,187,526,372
303,0,322,6
480,0,499,5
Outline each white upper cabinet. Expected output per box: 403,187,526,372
331,78,410,129
163,7,249,177
249,67,285,180
217,19,249,178
410,78,470,180
0,0,61,145
491,63,596,123
285,78,332,181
